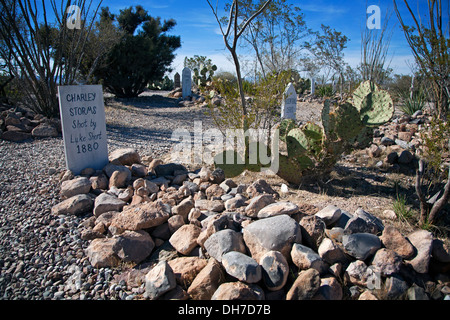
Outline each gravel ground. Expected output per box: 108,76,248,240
0,90,218,300
0,90,327,300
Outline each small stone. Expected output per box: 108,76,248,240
244,194,275,217
168,215,185,234
222,251,262,283
85,238,120,268
299,215,326,251
168,257,208,288
109,148,140,165
187,259,225,300
111,200,170,230
114,230,155,264
144,261,176,300
257,201,299,218
315,205,342,227
358,290,378,300
204,229,246,262
169,224,201,255
205,184,225,200
31,123,58,138
60,177,92,198
131,164,147,177
286,268,321,300
368,144,382,158
291,243,327,274
407,284,429,300
260,251,289,291
371,248,402,276
90,174,108,190
342,233,381,260
380,226,415,259
398,150,414,164
211,282,264,300
381,137,395,146
198,166,212,182
224,194,247,211
406,229,434,273
318,238,348,265
385,151,398,164
384,275,408,299
52,194,94,216
93,193,126,217
246,179,279,198
172,198,194,222
109,169,131,189
380,209,397,220
312,276,343,300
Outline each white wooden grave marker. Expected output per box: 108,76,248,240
58,85,108,175
281,82,297,120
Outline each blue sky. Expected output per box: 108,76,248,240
48,1,448,78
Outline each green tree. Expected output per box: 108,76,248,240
95,6,181,98
305,24,349,84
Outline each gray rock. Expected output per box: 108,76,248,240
386,151,399,164
60,177,92,198
224,194,247,211
243,214,302,262
407,284,429,300
257,201,299,218
395,138,410,149
222,251,262,283
315,205,342,227
31,123,58,138
144,261,176,300
370,248,402,276
381,137,395,146
398,150,414,164
204,229,246,262
244,194,275,217
299,215,326,251
211,282,265,300
291,243,327,274
318,238,348,265
113,230,155,264
109,148,140,165
85,238,120,268
260,251,289,291
51,194,94,216
406,229,434,273
344,208,383,235
384,275,408,299
93,193,126,217
342,233,381,260
154,163,186,177
286,268,321,300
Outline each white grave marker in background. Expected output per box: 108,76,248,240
182,67,192,99
310,78,315,96
58,85,108,175
281,83,297,120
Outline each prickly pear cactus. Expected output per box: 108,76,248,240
352,80,394,127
